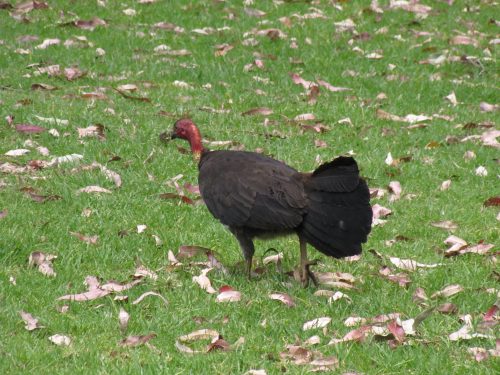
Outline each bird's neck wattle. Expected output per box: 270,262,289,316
187,130,205,161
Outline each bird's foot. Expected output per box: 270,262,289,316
295,260,318,288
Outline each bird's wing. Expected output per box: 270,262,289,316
199,151,307,230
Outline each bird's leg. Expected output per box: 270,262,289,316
233,230,255,279
299,237,318,288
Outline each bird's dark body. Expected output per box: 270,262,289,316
198,150,372,262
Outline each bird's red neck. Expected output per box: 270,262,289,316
186,126,205,161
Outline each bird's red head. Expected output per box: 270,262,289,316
171,118,205,159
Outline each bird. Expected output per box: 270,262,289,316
163,118,372,287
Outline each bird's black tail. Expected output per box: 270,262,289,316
299,157,372,258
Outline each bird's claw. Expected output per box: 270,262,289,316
297,260,318,288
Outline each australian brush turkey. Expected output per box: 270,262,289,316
163,119,372,286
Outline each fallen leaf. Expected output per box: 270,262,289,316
431,284,464,299
119,308,129,333
20,311,43,331
15,124,46,133
242,107,273,116
437,303,458,315
49,334,71,346
431,220,458,230
316,79,350,92
269,293,295,307
77,124,105,140
132,291,168,305
77,186,112,194
389,257,442,271
484,196,500,207
28,251,56,277
70,231,98,245
216,288,242,303
412,287,429,305
303,317,331,331
5,149,30,156
120,333,157,347
388,181,402,202
475,166,488,176
193,268,216,294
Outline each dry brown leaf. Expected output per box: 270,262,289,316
28,251,57,277
192,268,216,294
316,79,350,92
120,333,156,347
119,308,129,333
216,287,242,303
450,35,478,47
132,291,168,305
20,311,43,331
431,284,464,299
242,107,273,116
388,181,402,202
303,317,331,331
389,257,442,271
70,231,98,245
269,293,296,307
431,220,458,230
134,265,157,280
77,124,105,140
49,334,71,346
77,186,112,194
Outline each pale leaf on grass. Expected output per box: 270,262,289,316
244,370,267,375
136,224,147,233
372,204,392,226
431,284,464,299
328,326,371,345
344,316,367,327
0,162,27,174
193,268,216,294
132,291,168,306
294,113,315,122
479,102,498,113
97,163,121,187
440,180,451,191
28,251,57,277
263,252,283,265
70,231,98,245
431,220,457,230
49,153,83,166
134,265,157,280
119,308,129,333
77,186,112,194
179,328,219,342
242,107,273,116
388,181,402,202
445,91,458,106
389,256,442,271
304,335,321,345
5,149,30,156
117,84,138,92
77,125,105,139
303,317,331,331
316,79,350,92
20,311,43,331
120,333,157,347
480,130,500,149
310,356,339,372
49,334,71,346
58,288,110,302
328,291,352,304
216,288,242,303
412,287,429,305
269,293,295,307
33,115,68,126
475,166,488,177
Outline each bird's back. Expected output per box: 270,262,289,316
198,150,307,232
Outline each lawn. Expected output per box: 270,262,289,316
0,0,498,374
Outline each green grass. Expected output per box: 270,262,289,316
1,0,499,374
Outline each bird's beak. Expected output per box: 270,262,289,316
159,131,176,143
